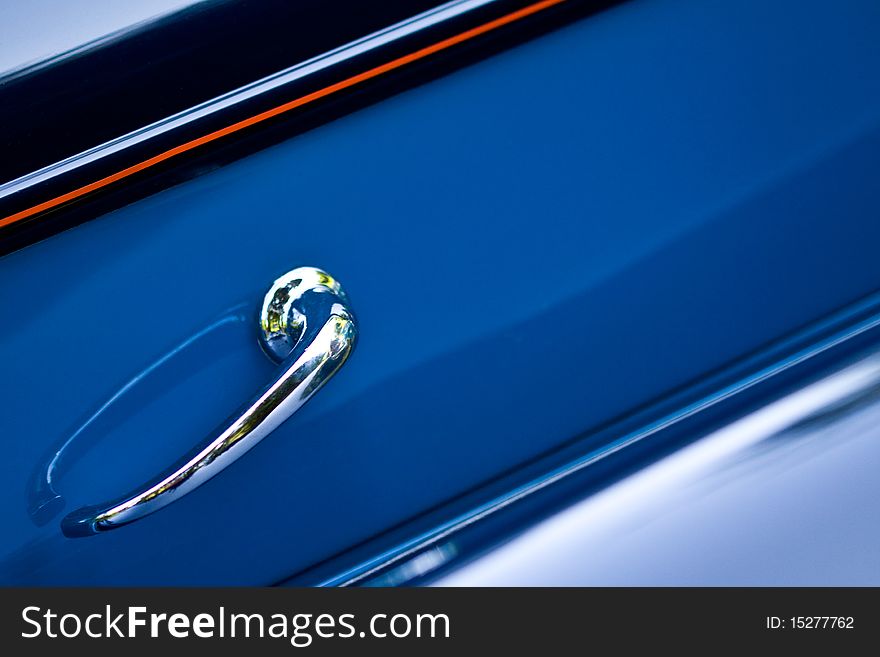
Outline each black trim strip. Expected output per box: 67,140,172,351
0,0,620,254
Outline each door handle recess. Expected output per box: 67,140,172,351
61,267,357,537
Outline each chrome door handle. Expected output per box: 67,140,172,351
61,267,357,537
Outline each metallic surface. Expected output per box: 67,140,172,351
1,0,879,584
435,346,880,586
60,267,356,536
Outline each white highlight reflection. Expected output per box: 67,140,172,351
437,353,880,585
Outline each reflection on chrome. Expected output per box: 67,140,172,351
59,267,357,537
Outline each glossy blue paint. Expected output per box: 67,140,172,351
1,0,880,584
323,300,880,586
434,344,880,586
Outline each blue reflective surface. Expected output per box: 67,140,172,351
1,0,880,584
435,347,880,586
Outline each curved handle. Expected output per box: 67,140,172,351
61,267,357,537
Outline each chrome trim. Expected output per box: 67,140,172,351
0,0,502,197
61,267,357,537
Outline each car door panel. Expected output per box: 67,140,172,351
1,0,879,583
